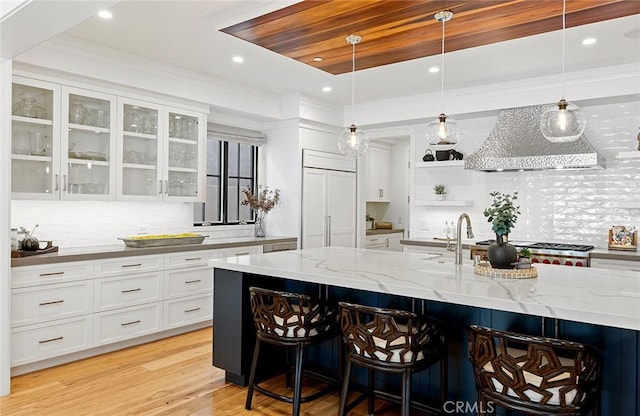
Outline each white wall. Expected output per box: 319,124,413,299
410,98,640,248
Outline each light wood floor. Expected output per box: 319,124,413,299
0,328,407,416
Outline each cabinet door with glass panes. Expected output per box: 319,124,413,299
61,86,117,200
162,107,205,202
11,76,61,200
116,98,163,201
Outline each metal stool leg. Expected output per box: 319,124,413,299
245,338,261,410
285,347,292,389
440,353,448,406
401,369,411,416
292,343,305,416
367,368,375,414
339,360,352,416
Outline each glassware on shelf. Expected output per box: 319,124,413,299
13,128,31,155
29,132,50,156
69,99,88,125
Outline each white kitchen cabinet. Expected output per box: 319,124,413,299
302,167,356,248
164,266,213,299
366,145,391,202
11,76,61,200
94,254,163,278
11,280,94,327
62,86,117,200
11,260,93,289
93,272,163,313
218,245,264,258
365,232,403,251
590,257,640,272
116,99,205,202
11,316,93,367
164,293,213,329
93,302,163,346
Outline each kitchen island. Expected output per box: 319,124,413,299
211,247,639,414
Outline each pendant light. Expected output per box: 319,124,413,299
426,10,461,151
338,34,369,157
540,0,586,142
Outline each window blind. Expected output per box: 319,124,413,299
207,122,266,146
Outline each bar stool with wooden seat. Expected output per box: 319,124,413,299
245,286,340,416
338,302,448,416
467,324,602,416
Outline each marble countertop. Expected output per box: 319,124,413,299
11,236,297,267
211,247,640,331
401,238,473,249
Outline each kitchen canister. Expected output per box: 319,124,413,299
422,149,435,162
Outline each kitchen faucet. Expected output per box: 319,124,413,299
455,213,474,265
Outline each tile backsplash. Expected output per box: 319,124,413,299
413,99,640,248
10,201,254,248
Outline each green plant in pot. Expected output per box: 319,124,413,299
433,184,447,200
483,191,520,269
517,247,532,269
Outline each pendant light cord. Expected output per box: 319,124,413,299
561,0,566,100
351,39,356,124
440,17,446,114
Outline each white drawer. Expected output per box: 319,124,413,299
12,261,94,289
218,245,263,258
94,255,162,278
11,315,93,366
94,272,163,312
590,257,640,272
164,266,213,299
163,249,218,269
94,303,162,346
12,281,93,327
164,294,213,329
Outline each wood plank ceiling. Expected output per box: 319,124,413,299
221,0,640,75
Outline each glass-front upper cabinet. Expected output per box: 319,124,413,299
61,86,117,200
163,107,205,202
117,98,163,200
11,76,60,199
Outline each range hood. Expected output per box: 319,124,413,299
464,105,606,172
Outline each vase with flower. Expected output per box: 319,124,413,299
483,191,520,269
241,186,281,237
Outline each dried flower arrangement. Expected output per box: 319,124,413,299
241,186,281,215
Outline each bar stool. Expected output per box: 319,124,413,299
467,324,601,416
338,302,448,416
245,286,339,416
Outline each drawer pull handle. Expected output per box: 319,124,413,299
121,320,141,327
185,257,202,261
121,288,142,293
185,279,202,284
38,336,64,344
235,252,250,256
121,263,142,268
185,307,201,313
39,300,64,306
40,271,65,277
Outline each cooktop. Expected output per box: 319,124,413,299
474,240,594,252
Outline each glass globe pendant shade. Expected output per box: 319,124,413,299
338,124,369,157
426,113,461,151
540,99,586,143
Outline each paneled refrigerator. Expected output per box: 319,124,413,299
302,150,356,248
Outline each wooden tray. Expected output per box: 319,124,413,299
474,262,537,279
11,245,59,258
119,235,206,248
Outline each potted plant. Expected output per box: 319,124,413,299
517,247,532,269
483,191,520,269
241,186,281,237
433,184,447,201
366,213,375,230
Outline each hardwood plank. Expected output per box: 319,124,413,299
0,327,424,415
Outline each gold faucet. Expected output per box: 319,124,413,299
455,213,474,265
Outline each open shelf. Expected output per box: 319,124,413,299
415,160,465,168
414,200,473,207
616,151,640,159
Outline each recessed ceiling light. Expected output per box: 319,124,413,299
97,10,113,19
581,37,596,45
313,57,323,62
322,86,332,93
232,56,244,63
428,66,440,73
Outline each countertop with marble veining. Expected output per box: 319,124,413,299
211,246,640,331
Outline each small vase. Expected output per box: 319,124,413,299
487,234,518,269
436,194,446,201
254,215,265,238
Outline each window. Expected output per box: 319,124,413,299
193,126,261,226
